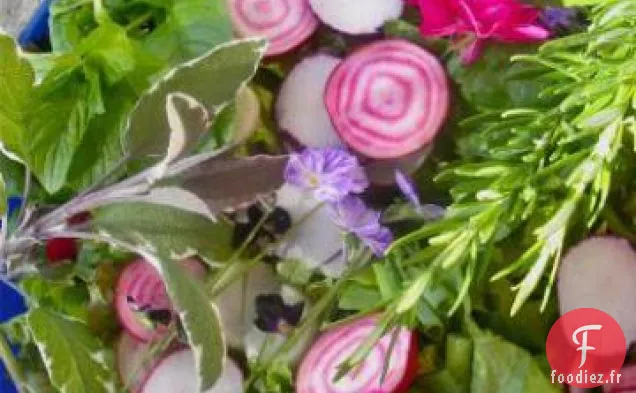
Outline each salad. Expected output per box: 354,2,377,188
0,0,634,392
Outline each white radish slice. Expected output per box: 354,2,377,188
276,54,343,148
214,263,280,348
558,237,636,347
325,39,449,159
227,0,319,57
604,364,636,392
141,349,243,393
309,0,403,35
117,332,168,393
275,184,346,278
296,315,418,393
115,258,205,342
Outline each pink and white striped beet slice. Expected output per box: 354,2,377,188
227,0,319,56
296,315,418,393
325,39,449,159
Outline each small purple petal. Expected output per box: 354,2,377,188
539,7,587,37
395,170,421,208
284,147,369,202
330,196,393,256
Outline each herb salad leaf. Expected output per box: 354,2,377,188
0,34,34,161
27,307,115,393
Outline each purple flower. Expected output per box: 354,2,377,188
284,148,369,202
330,196,393,256
395,170,421,208
539,7,587,37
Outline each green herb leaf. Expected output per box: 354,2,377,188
27,307,114,393
469,328,559,393
126,38,267,161
0,34,34,160
91,202,233,262
141,252,226,391
141,0,233,64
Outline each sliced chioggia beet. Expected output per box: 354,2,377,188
227,0,319,56
325,39,449,159
141,349,243,393
558,237,636,347
309,0,403,35
117,331,169,392
214,263,280,348
275,184,346,277
115,258,205,341
296,315,418,393
276,54,343,148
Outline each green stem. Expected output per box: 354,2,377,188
602,206,636,243
125,11,154,33
0,335,25,392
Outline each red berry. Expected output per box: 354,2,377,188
46,238,78,263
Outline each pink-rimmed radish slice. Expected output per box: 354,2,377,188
227,0,319,57
325,39,449,159
116,258,206,342
296,315,418,393
276,54,343,148
558,237,636,348
309,0,403,35
141,349,243,393
117,331,172,393
604,364,636,392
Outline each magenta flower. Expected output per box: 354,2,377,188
330,196,393,256
284,147,369,202
408,0,550,64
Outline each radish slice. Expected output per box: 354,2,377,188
297,315,418,393
214,263,280,348
116,258,205,342
558,237,636,347
276,54,343,148
141,349,243,393
227,0,319,57
117,332,168,392
275,184,346,277
604,364,636,392
325,39,449,159
309,0,403,35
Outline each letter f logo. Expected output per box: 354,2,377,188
572,325,603,368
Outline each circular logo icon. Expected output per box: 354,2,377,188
546,308,626,388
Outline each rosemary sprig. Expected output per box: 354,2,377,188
340,0,636,376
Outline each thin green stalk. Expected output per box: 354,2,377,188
125,11,154,33
0,335,25,393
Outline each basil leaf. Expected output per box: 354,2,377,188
27,307,114,393
0,34,34,160
142,0,233,64
470,329,559,393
